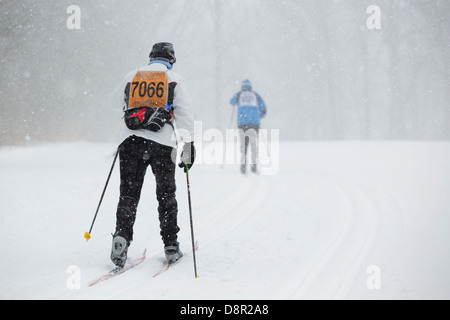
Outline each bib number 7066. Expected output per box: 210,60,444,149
131,81,164,98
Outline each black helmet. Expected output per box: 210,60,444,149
149,42,176,65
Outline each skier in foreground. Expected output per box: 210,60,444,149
229,79,267,174
111,42,195,268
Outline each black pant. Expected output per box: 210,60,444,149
115,135,179,247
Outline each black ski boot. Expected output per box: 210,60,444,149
164,243,183,264
110,233,129,268
240,164,246,174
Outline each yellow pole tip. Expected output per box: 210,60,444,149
84,232,91,241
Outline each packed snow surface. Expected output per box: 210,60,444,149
1,141,449,299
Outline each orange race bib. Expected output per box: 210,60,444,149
128,71,168,109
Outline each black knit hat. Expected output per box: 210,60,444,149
149,42,176,65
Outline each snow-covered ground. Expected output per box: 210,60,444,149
1,141,449,300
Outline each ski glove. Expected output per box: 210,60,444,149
178,142,195,172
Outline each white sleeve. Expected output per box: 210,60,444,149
110,69,137,112
172,79,195,143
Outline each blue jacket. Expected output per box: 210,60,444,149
230,89,267,126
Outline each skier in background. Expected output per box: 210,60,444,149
111,42,195,268
229,79,267,174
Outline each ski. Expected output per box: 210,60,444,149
89,249,147,287
153,242,198,278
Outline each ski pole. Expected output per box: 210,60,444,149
84,148,119,241
221,105,236,168
185,164,199,278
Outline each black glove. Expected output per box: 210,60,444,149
178,142,195,172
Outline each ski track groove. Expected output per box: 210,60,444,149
196,173,270,247
289,170,380,299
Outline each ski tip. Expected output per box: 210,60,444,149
84,232,91,241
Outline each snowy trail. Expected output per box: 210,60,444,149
288,173,380,299
1,141,450,299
